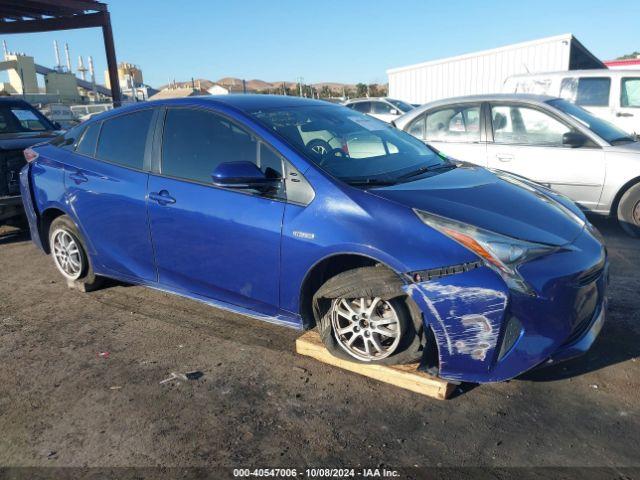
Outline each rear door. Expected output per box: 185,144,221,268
617,76,640,135
147,107,286,314
63,109,157,281
486,102,605,211
407,103,486,165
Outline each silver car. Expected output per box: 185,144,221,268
343,97,415,123
394,94,640,237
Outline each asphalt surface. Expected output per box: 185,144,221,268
0,216,638,472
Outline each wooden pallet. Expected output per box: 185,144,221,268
295,331,456,400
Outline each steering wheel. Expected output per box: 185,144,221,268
307,140,347,166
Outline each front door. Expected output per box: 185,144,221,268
617,76,640,135
64,109,156,281
486,102,605,211
147,107,286,314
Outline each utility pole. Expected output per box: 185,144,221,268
297,77,303,97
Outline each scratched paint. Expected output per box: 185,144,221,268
404,269,509,372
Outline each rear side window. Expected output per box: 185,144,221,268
51,124,84,150
621,78,640,108
560,77,611,107
407,115,426,139
96,110,153,169
425,105,481,143
76,122,101,157
161,108,284,197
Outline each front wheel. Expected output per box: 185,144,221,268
314,266,423,365
617,183,640,238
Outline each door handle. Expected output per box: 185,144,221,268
69,171,88,184
149,190,176,206
616,112,634,117
496,154,514,162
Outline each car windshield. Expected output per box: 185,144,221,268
0,104,55,134
386,98,414,113
548,98,636,145
249,104,449,186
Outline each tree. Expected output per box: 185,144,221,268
320,85,332,98
617,51,640,60
355,83,367,97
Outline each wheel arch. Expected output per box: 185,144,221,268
39,207,68,254
610,175,640,217
298,252,407,330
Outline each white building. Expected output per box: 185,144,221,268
387,34,605,104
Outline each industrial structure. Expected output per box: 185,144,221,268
387,34,606,104
0,0,122,106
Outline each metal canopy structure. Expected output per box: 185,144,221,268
0,0,121,106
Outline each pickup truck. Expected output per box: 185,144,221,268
0,97,60,226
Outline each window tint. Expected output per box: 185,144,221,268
425,105,481,142
96,110,153,169
76,122,101,156
560,77,611,107
491,105,571,146
162,108,284,196
351,102,371,113
371,101,394,114
621,78,640,108
407,115,425,139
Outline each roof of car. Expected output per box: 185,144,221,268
421,93,558,108
343,97,389,103
181,94,331,111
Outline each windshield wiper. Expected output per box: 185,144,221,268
398,162,455,181
346,178,397,187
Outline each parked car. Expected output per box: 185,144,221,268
343,97,414,123
394,94,640,237
504,69,640,135
21,95,607,383
39,103,81,129
0,97,61,225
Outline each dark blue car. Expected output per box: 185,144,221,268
20,95,608,383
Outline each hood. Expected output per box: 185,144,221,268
0,131,59,151
369,165,584,246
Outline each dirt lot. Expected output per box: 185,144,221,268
0,216,638,473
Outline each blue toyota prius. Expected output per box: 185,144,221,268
20,95,608,383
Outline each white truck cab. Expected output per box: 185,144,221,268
504,69,640,135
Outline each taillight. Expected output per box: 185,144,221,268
24,147,39,163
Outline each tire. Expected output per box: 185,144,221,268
617,183,640,238
313,265,424,365
49,215,103,292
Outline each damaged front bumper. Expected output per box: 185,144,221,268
404,227,608,384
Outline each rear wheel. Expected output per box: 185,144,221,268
313,266,424,365
49,215,102,291
617,183,640,238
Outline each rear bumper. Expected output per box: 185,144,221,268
405,227,608,383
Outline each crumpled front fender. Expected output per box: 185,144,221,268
404,266,510,382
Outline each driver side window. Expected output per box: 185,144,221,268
161,108,285,198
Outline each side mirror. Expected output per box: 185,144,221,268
211,161,281,192
389,109,399,115
562,131,588,148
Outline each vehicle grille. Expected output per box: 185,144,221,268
0,149,26,197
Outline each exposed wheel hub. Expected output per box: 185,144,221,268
330,297,402,361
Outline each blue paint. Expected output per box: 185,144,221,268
21,96,608,383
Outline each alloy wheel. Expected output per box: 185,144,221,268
51,228,84,280
330,297,402,361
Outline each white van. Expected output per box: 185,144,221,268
504,69,640,135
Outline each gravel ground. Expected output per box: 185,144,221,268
0,216,638,473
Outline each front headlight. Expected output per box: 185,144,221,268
415,209,558,295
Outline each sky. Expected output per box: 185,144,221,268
1,0,639,88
